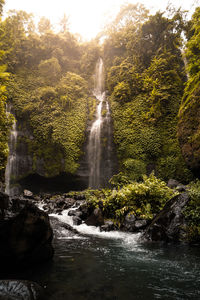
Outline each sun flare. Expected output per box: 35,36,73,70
4,0,199,40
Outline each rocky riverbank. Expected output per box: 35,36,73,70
19,180,198,244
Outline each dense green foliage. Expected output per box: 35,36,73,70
0,66,13,179
0,1,199,195
103,4,193,183
86,173,177,224
184,180,200,242
8,71,89,176
0,1,13,179
0,9,100,178
178,7,200,174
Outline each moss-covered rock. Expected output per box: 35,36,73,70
178,84,200,174
178,7,200,176
6,69,90,184
103,10,193,183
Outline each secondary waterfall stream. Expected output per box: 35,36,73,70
88,58,115,188
5,108,18,196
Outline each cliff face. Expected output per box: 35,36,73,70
6,70,91,194
15,120,65,178
178,84,200,175
177,8,200,176
7,117,89,194
1,16,101,193
102,10,194,184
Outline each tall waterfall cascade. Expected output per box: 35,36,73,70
5,109,18,196
87,58,116,188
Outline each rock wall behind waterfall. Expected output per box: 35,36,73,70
6,59,118,194
5,117,85,195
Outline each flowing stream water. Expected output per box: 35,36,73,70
7,207,200,300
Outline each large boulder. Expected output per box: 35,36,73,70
23,189,34,198
0,200,54,270
0,191,9,219
144,192,190,242
121,212,136,232
85,208,104,227
0,280,46,300
167,179,186,192
100,220,115,232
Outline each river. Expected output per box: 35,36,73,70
8,211,200,300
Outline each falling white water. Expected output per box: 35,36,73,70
88,58,115,189
5,111,18,196
50,208,141,244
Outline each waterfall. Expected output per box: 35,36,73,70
88,58,116,189
5,108,18,196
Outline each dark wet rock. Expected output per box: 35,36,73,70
79,203,90,220
56,199,66,207
42,205,48,211
55,208,63,214
33,195,43,202
144,192,190,242
68,209,82,218
23,189,33,198
176,185,187,192
68,209,76,216
65,198,76,208
100,220,115,232
125,212,136,223
167,179,180,189
134,220,148,230
121,212,136,232
0,181,4,192
73,194,86,201
167,179,187,192
47,203,55,213
75,210,83,218
37,194,77,214
74,200,83,207
72,216,82,226
50,216,79,235
0,201,54,270
0,192,9,219
85,208,104,227
0,280,46,300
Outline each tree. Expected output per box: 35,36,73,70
113,81,131,103
0,10,35,70
38,17,52,34
131,11,184,70
0,0,13,178
0,0,4,16
178,7,200,173
38,57,61,84
59,13,69,33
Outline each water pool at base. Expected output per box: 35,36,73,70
16,219,200,300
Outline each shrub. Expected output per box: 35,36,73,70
112,81,131,103
184,180,200,241
87,173,177,222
